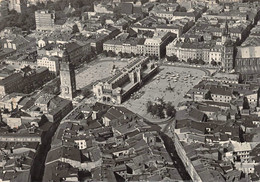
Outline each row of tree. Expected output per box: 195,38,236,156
102,50,160,60
0,8,36,32
166,55,179,62
187,58,206,65
211,60,222,66
146,101,176,119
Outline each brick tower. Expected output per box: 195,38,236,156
60,49,76,100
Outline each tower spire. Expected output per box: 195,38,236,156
222,18,229,36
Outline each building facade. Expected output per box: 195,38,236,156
221,21,235,72
37,56,60,75
93,57,159,104
35,10,55,31
59,51,76,100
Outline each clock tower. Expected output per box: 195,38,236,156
60,49,76,100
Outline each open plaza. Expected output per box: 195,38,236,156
76,58,208,122
122,65,206,121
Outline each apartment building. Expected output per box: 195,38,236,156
37,56,60,75
35,10,55,31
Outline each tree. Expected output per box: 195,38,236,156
211,60,217,66
108,50,116,57
103,50,108,56
72,0,83,9
146,101,153,113
166,102,176,117
100,16,106,26
151,104,158,116
178,6,187,12
198,59,205,65
156,105,164,119
82,89,92,98
167,55,179,62
187,58,193,64
243,97,250,110
72,24,79,34
113,6,122,19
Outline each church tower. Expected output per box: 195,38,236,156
60,49,76,100
221,20,234,73
221,20,230,45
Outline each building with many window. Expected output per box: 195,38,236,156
35,10,55,31
103,32,175,58
37,56,60,75
143,32,176,58
93,57,158,104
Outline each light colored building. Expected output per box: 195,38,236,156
8,0,26,13
93,57,159,104
209,45,222,63
203,73,239,84
156,25,182,38
144,32,175,58
166,40,213,63
37,56,60,75
2,35,30,50
219,0,244,3
210,86,233,103
94,3,113,14
6,117,22,129
103,32,175,58
74,139,87,150
154,11,174,20
171,11,198,22
232,141,251,163
35,10,55,31
27,0,49,5
0,133,42,143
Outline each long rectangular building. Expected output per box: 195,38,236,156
93,57,159,104
103,32,176,58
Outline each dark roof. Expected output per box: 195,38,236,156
0,73,23,86
43,161,78,182
120,3,133,15
45,146,81,164
209,86,233,96
48,96,72,116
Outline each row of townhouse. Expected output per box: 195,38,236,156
166,40,220,63
103,32,176,58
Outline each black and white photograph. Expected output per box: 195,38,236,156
0,0,260,181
